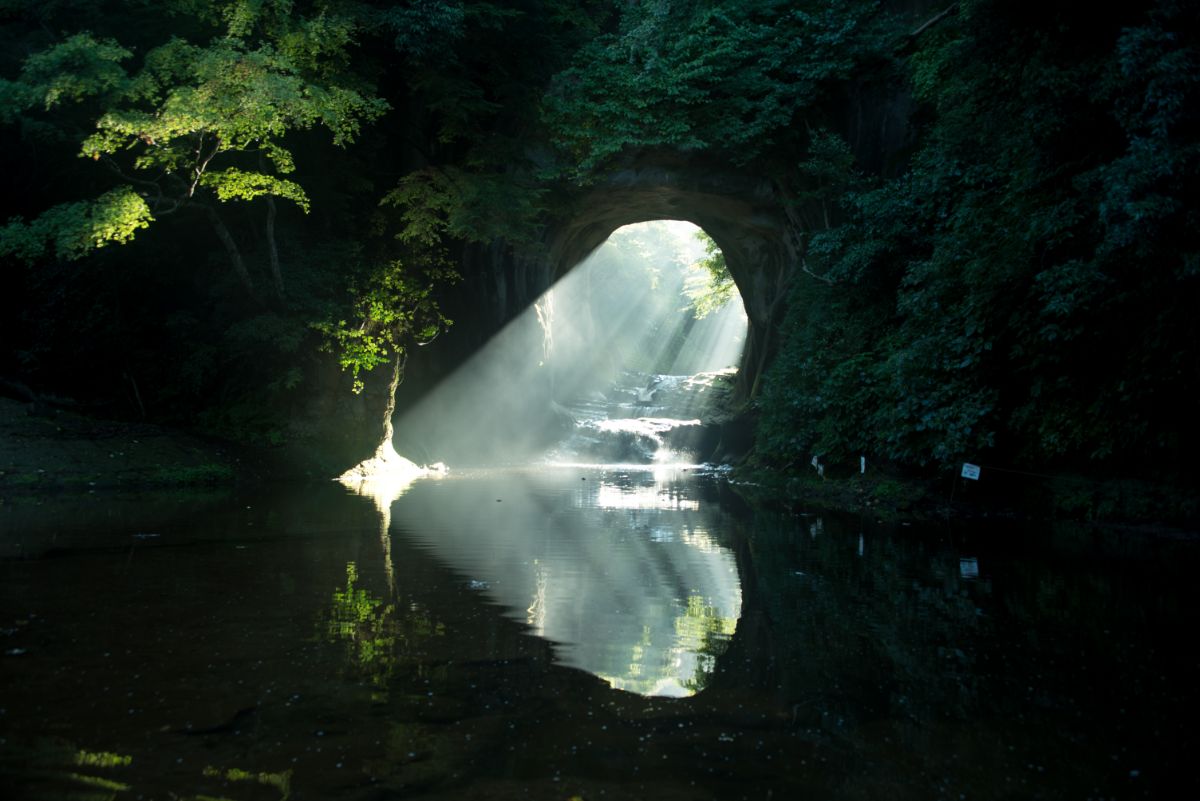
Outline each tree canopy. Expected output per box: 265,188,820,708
757,0,1200,476
1,0,1196,485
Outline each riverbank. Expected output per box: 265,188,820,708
732,461,1200,535
0,398,239,497
4,395,1194,535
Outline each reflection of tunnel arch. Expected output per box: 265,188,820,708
544,158,797,400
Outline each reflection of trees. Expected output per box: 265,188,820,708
0,742,135,798
198,765,292,800
599,594,737,697
337,470,424,594
323,561,444,700
676,594,737,693
329,473,449,700
718,511,1200,798
0,741,293,801
726,512,990,724
380,469,743,698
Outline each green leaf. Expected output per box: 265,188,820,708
0,187,153,263
201,168,310,211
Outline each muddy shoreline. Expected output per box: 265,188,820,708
0,399,242,496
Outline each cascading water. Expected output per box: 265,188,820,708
548,367,739,465
533,221,746,466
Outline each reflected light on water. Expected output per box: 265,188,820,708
560,461,703,510
680,526,724,553
338,448,446,592
338,468,420,516
6,476,1192,799
592,482,700,512
387,467,741,697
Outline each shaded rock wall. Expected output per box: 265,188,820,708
542,152,798,402
373,1,940,461
407,66,925,414
400,152,804,411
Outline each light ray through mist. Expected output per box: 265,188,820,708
393,220,747,467
669,299,747,376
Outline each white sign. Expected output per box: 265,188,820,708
961,463,981,480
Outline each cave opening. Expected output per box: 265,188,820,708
542,220,747,400
393,219,747,468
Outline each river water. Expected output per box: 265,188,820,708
2,465,1197,800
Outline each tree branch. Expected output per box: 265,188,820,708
801,257,838,286
99,155,160,193
912,5,958,38
199,202,258,301
265,195,285,305
99,156,192,216
189,135,222,198
896,4,959,53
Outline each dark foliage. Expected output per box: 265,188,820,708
1,0,1196,488
757,0,1200,479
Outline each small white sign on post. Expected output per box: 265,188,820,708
961,463,982,481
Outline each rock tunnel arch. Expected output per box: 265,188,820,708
543,158,796,401
372,156,803,468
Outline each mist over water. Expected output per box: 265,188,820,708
394,220,747,467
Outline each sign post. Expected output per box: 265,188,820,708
961,463,981,481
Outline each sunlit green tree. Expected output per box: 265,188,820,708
683,231,735,320
0,1,386,305
314,246,456,460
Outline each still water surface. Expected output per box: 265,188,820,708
2,467,1197,799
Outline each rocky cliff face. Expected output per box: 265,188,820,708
410,87,917,415
542,153,798,404
322,41,925,468
393,151,801,414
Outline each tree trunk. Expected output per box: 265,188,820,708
203,204,256,300
374,352,404,459
265,196,285,306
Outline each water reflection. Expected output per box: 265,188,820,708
0,742,137,799
359,466,742,697
322,561,447,701
3,479,1198,799
338,468,424,592
591,474,700,511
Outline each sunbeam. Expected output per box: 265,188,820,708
393,220,747,467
